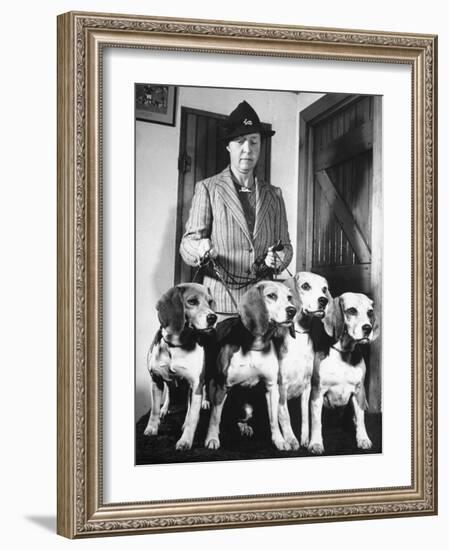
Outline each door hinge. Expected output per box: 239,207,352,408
178,152,192,173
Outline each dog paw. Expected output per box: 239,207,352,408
300,436,310,448
308,442,324,455
357,437,372,450
273,435,290,451
201,399,210,410
143,422,159,437
237,422,254,438
205,437,221,450
286,436,300,451
175,437,193,451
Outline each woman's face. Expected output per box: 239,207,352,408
226,133,261,175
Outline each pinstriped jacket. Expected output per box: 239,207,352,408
179,166,293,313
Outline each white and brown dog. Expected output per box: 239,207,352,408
205,281,296,451
143,283,217,450
277,272,331,450
308,292,379,455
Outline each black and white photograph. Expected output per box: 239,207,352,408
52,6,438,540
135,85,383,465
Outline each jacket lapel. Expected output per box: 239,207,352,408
253,180,274,239
216,167,253,244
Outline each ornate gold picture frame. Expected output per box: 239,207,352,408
57,11,437,538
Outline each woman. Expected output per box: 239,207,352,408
180,100,293,314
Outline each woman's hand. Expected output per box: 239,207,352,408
197,238,218,263
264,246,285,269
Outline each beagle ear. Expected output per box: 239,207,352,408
289,324,296,339
239,285,269,336
323,296,345,340
283,277,301,309
207,287,217,311
156,286,185,333
371,308,381,342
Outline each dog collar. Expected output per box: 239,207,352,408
161,336,185,348
161,326,211,349
330,343,359,354
160,324,197,349
330,344,346,352
249,342,271,352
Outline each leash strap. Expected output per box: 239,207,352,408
272,248,293,278
210,260,239,310
192,254,239,310
192,243,291,308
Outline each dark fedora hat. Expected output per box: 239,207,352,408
220,100,275,143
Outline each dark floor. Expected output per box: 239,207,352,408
136,385,382,465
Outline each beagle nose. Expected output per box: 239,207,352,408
207,313,217,327
362,324,372,335
318,296,328,308
286,306,297,320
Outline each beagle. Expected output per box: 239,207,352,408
308,292,379,455
205,281,296,451
277,272,331,450
143,283,217,450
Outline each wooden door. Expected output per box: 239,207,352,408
298,94,382,411
174,106,272,284
311,96,374,295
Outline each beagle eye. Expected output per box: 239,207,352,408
322,287,328,294
367,309,374,318
267,292,277,301
287,295,293,302
346,307,358,316
301,283,311,291
186,297,199,306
